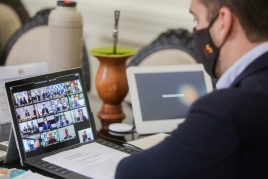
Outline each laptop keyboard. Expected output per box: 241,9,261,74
27,139,135,176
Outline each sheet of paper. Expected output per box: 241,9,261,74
127,133,169,150
0,62,49,124
43,142,129,179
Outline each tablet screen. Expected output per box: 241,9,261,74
7,72,94,159
135,71,208,121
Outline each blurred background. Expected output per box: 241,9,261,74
0,0,196,95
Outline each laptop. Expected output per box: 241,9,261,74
127,64,213,134
4,68,135,179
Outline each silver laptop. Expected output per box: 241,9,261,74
4,68,135,179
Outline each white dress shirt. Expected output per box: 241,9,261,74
216,42,268,90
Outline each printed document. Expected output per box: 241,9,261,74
43,142,129,179
0,62,49,124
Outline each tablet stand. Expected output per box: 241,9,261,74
4,128,19,163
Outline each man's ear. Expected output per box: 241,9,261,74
211,7,233,46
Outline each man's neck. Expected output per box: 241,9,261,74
216,34,267,77
216,42,264,77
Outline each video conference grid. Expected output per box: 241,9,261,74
12,80,91,153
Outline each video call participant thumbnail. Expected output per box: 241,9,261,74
55,111,73,128
58,125,76,142
68,93,85,109
42,104,49,115
19,95,29,105
40,130,60,147
33,101,53,118
67,80,81,95
13,91,31,106
48,83,67,98
22,134,41,152
37,115,57,132
16,105,37,121
30,89,43,102
72,107,89,123
47,131,57,144
12,94,19,107
51,98,69,113
19,120,39,137
40,87,51,100
78,128,93,143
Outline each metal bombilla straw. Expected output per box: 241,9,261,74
113,10,120,54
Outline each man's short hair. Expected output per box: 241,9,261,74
199,0,268,42
78,109,82,113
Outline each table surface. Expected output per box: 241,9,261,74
0,93,137,178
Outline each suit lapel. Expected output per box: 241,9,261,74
230,51,268,87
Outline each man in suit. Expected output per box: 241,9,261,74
42,117,52,132
19,95,27,105
59,114,69,127
73,96,80,108
115,0,268,179
42,104,49,115
42,89,49,99
34,93,41,101
82,131,90,142
25,110,30,118
63,128,72,140
57,99,65,111
76,109,87,122
16,112,20,120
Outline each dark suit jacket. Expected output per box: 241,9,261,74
25,112,30,117
42,108,49,115
20,97,27,105
59,119,69,126
42,122,52,131
115,52,268,179
33,110,36,116
76,116,87,121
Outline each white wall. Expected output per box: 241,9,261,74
21,0,195,94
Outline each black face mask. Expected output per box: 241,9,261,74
193,14,221,78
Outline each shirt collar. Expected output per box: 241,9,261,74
216,42,268,90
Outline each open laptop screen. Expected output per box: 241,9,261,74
5,70,94,159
